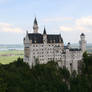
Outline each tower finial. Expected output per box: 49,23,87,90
26,30,28,34
26,30,28,36
33,17,39,33
43,26,46,34
34,17,38,25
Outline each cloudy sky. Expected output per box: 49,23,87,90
0,0,92,44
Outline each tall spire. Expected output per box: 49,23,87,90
43,27,46,34
34,17,38,25
33,17,39,33
26,30,28,35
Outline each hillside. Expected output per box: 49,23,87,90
0,55,92,92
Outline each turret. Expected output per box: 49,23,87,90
79,33,86,53
43,27,47,44
67,42,71,49
24,31,30,47
24,31,30,61
24,31,29,43
33,17,39,33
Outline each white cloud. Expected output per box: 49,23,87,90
43,17,73,22
60,16,92,33
60,26,73,32
76,16,92,26
0,23,23,33
75,16,92,32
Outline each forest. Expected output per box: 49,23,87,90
0,52,92,92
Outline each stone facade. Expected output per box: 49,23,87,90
23,18,86,73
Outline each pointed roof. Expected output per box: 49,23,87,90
27,33,63,43
26,30,28,34
68,42,70,44
34,17,38,25
43,27,46,34
81,33,85,36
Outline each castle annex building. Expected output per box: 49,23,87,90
24,18,86,73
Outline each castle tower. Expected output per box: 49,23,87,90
24,31,30,62
67,42,71,49
24,31,29,44
79,33,86,53
33,17,39,33
43,27,47,44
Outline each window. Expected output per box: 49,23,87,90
25,47,29,48
33,49,34,51
42,55,44,57
42,52,44,54
33,45,35,47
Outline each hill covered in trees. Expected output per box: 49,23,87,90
0,52,92,92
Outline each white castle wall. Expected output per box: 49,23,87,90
24,37,83,73
23,19,86,73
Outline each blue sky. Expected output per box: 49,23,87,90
0,0,92,44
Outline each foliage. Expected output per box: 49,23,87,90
0,56,92,92
83,52,92,74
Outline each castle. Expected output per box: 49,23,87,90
23,18,86,73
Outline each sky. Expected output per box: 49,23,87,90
0,0,92,44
